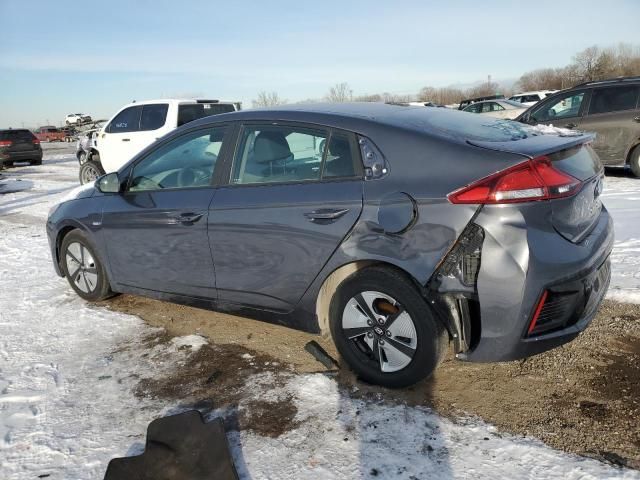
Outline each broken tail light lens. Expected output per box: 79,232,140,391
0,140,13,147
448,156,581,204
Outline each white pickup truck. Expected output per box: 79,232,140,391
79,99,240,184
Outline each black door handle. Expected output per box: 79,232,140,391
122,138,131,142
169,212,204,225
565,123,577,129
304,208,350,222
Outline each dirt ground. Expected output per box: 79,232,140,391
106,296,640,469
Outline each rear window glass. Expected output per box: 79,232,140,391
549,144,601,181
588,86,639,115
0,130,34,140
177,104,235,127
398,107,564,142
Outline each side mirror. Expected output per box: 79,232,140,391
96,172,121,193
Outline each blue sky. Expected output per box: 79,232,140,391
1,0,638,127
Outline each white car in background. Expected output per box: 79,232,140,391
65,113,92,125
508,90,558,107
461,99,527,119
78,99,240,183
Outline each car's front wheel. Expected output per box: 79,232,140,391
329,266,449,388
78,160,105,184
60,230,113,301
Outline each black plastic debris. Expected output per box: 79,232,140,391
304,340,339,370
104,410,239,480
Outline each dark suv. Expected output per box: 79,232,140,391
0,129,43,167
517,76,640,176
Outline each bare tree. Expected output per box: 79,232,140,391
325,82,353,102
252,91,287,108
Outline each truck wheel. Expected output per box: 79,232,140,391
630,146,640,178
79,160,105,184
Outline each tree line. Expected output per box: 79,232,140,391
252,43,640,108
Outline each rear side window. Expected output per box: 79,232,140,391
232,125,328,185
588,86,640,115
107,106,142,133
323,132,358,178
140,103,168,131
177,103,235,127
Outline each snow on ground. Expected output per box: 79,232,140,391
603,172,640,303
1,145,639,479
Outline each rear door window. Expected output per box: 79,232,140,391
231,125,328,185
588,86,640,115
178,103,236,127
107,106,142,133
140,103,169,131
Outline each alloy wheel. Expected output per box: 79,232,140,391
341,291,418,373
81,164,100,184
65,242,98,293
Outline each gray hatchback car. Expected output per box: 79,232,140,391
47,104,613,387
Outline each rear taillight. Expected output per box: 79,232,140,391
0,140,12,147
33,139,40,145
448,156,581,204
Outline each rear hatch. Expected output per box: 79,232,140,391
468,131,603,243
1,130,38,152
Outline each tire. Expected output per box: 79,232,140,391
4,161,13,167
30,159,42,166
60,229,113,302
630,146,640,178
78,151,87,164
329,266,449,388
78,160,105,184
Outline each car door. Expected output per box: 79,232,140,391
100,125,231,298
578,85,640,166
528,89,589,130
208,122,364,312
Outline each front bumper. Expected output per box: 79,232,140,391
458,203,614,362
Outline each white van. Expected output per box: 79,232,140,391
79,99,240,183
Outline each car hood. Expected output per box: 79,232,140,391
57,182,96,204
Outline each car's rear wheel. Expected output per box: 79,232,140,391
30,159,42,166
329,266,448,388
79,160,104,184
629,145,640,178
60,230,113,301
